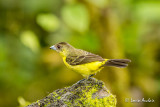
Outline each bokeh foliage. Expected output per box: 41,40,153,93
0,0,160,107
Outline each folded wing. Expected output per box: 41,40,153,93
66,54,105,65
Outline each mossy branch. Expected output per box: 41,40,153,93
26,78,116,107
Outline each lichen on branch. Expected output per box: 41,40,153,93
27,78,116,107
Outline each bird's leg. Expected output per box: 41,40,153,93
88,74,95,79
77,74,95,84
85,74,95,82
77,78,86,84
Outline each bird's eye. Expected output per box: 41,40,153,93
57,45,61,49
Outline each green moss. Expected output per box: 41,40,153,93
44,102,51,107
73,80,115,106
72,86,116,107
64,101,72,106
57,96,61,99
51,92,58,97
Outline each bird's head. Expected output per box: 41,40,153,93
50,42,74,56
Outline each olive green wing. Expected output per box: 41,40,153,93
66,54,105,65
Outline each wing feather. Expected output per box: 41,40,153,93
66,54,104,65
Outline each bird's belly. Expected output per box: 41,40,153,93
64,60,105,77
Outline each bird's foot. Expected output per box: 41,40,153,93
77,78,86,84
77,74,95,85
88,74,95,79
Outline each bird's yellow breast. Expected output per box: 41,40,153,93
62,56,107,78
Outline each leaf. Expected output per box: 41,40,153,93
18,96,31,107
20,30,40,52
61,3,89,33
36,13,60,32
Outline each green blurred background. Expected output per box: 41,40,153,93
0,0,160,107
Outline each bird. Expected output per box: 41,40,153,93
50,42,131,79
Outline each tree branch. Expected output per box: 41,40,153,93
27,78,116,107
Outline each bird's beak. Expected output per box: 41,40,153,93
50,45,57,50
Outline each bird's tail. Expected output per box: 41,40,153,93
103,59,131,68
